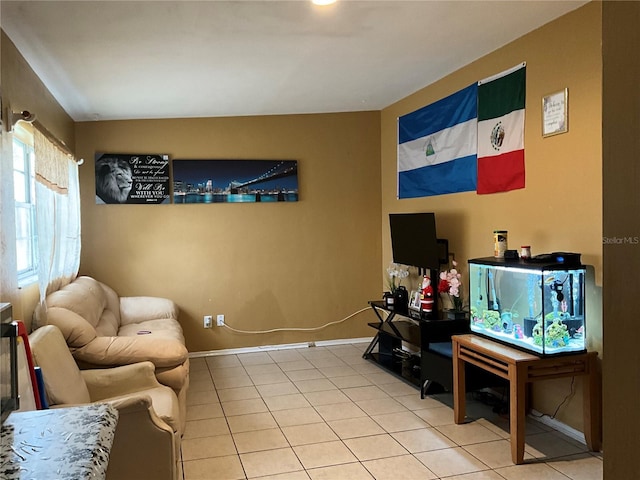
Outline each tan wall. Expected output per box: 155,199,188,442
75,113,382,352
381,3,602,432
0,32,75,329
602,2,640,478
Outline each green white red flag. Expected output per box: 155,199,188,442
477,64,526,194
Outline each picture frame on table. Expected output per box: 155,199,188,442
409,290,421,310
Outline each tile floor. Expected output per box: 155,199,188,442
183,342,602,480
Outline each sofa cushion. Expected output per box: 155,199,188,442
117,318,185,343
46,276,107,328
45,306,97,347
74,335,189,369
98,281,123,324
119,296,179,326
428,341,453,358
95,308,120,337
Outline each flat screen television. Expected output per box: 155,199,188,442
389,213,444,270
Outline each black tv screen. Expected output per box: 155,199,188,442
389,213,440,270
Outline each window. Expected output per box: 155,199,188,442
13,130,38,285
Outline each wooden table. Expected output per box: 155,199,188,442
452,334,601,464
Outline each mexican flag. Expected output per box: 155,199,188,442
477,64,526,194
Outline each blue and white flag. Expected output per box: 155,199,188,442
397,84,478,198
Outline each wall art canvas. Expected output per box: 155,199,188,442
173,159,298,204
95,153,170,204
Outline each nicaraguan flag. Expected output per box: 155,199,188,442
397,84,478,198
477,63,526,194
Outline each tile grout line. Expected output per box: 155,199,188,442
185,344,599,480
202,348,450,478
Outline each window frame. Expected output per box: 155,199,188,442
12,128,38,287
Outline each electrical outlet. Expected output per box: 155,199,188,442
203,315,213,328
216,314,225,326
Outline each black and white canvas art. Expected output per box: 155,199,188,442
95,153,170,204
173,159,298,204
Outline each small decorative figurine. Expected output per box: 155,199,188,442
470,306,480,324
420,275,434,313
532,320,544,346
501,311,514,334
482,310,501,331
545,319,570,347
514,324,524,339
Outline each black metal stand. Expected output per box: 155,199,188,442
363,301,471,398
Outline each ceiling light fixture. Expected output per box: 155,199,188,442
312,0,337,6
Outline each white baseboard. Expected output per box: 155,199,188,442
189,337,374,358
529,409,587,446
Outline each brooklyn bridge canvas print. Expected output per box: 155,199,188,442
172,159,299,203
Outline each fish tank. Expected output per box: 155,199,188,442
468,256,586,356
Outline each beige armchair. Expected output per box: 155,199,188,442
29,325,182,480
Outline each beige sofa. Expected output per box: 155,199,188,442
34,276,189,428
29,325,182,480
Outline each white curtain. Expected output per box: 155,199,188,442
33,129,81,301
0,129,19,304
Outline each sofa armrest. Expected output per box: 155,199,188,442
82,361,161,400
104,393,153,412
92,395,176,437
119,296,179,325
74,336,189,368
48,395,156,417
105,395,177,480
107,396,175,440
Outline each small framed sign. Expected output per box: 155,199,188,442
542,88,568,137
409,290,421,311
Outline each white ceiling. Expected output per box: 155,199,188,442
2,0,588,122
